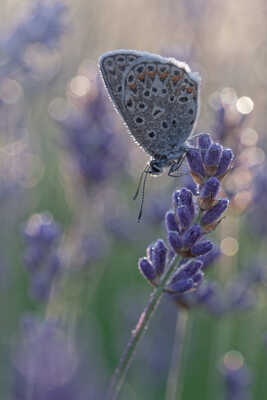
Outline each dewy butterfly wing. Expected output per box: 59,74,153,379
99,50,200,163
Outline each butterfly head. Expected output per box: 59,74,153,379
148,159,166,176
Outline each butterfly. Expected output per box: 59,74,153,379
99,50,200,219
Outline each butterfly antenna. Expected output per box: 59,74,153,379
137,166,149,222
133,164,149,201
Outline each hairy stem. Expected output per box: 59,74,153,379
165,309,188,400
106,256,181,400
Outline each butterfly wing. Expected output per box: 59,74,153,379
99,50,200,159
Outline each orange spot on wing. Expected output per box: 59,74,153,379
147,71,156,79
129,82,137,91
171,75,181,84
138,72,145,81
187,87,193,93
159,71,168,79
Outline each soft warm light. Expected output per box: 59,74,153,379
240,147,265,166
69,75,91,97
223,350,244,371
25,213,53,236
220,237,239,256
220,87,237,105
232,168,252,188
0,78,23,104
234,191,252,212
240,128,258,146
236,96,254,114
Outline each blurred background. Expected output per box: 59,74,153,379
0,0,267,399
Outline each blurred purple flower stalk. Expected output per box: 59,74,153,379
107,133,234,400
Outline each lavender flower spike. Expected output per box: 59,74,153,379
113,134,234,400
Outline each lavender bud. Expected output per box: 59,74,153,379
182,225,203,249
216,148,234,178
204,143,223,169
169,278,194,294
201,199,229,229
198,246,220,270
193,271,204,284
171,259,203,282
146,244,154,262
198,133,212,150
199,177,220,209
152,239,168,276
198,133,212,161
179,188,193,206
138,258,156,281
186,149,205,184
172,190,180,207
165,211,179,232
179,188,195,217
176,205,192,230
168,231,183,253
192,240,213,256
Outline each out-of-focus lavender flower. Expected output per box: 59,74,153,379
248,165,267,235
51,69,127,186
12,315,106,400
179,263,267,316
23,212,62,301
210,91,249,150
221,350,251,400
1,0,67,79
139,134,233,297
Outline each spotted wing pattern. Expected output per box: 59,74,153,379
99,50,200,159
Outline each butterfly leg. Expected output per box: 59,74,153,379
168,153,186,177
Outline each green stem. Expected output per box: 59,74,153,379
106,256,181,400
165,309,188,400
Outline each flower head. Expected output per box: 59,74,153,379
139,134,233,297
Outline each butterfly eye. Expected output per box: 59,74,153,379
168,95,175,103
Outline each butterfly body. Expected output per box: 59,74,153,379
99,50,200,176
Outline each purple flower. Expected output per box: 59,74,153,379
138,258,156,282
1,1,67,79
216,149,235,178
204,142,223,174
186,134,234,184
199,177,220,209
23,212,62,301
139,134,233,297
221,351,251,400
200,199,229,231
53,74,127,185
